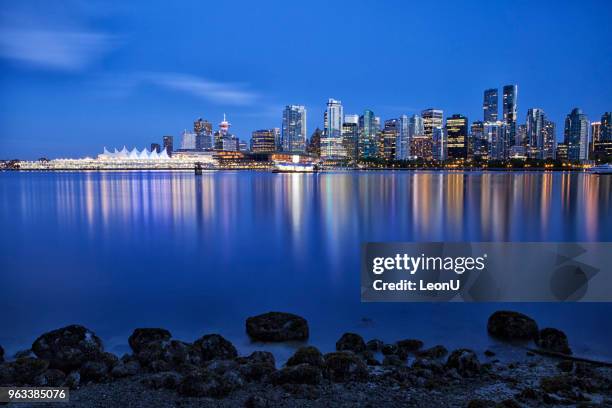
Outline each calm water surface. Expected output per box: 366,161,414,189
1,171,611,362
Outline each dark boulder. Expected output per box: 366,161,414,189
245,395,269,408
246,312,309,342
128,328,172,354
79,360,110,383
178,370,243,398
33,368,66,387
484,350,496,357
271,363,322,385
286,346,324,367
237,351,276,382
323,352,368,382
360,349,380,366
0,363,15,386
557,360,574,373
396,339,424,352
466,399,495,408
536,328,572,355
31,325,103,370
12,357,50,385
445,349,481,377
111,360,140,378
487,311,538,340
382,355,404,367
336,333,366,353
382,344,408,360
14,349,35,359
194,334,238,361
366,339,383,351
415,345,448,359
63,371,80,389
142,371,183,390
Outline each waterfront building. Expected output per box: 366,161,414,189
591,121,602,155
484,121,507,160
432,126,446,161
181,129,197,150
445,114,468,159
601,112,611,141
502,84,518,146
410,135,433,160
408,114,424,157
251,129,277,153
542,120,556,160
150,143,161,153
564,108,590,161
471,121,487,160
306,128,322,157
282,105,307,153
163,135,174,156
239,140,248,152
516,124,528,148
342,122,359,161
344,114,359,125
526,108,545,159
556,143,569,161
98,146,171,160
592,112,612,161
381,119,398,160
422,108,444,142
321,98,346,159
359,110,378,159
483,88,498,122
194,118,214,150
396,114,410,160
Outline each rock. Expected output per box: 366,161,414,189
63,371,80,389
31,325,103,370
286,346,324,367
33,369,66,387
396,339,424,352
415,345,448,359
412,358,445,374
336,333,366,353
178,370,242,398
194,334,237,361
484,350,496,357
540,374,573,393
79,360,109,383
446,349,481,377
0,345,3,363
128,328,172,353
245,312,309,342
496,400,521,408
136,339,202,370
271,363,322,385
466,398,495,407
14,349,34,359
536,328,572,355
245,395,269,408
205,359,240,375
382,343,398,355
0,363,16,386
142,371,183,389
557,360,574,373
360,349,380,366
323,352,368,382
382,355,404,367
111,360,140,378
237,351,276,382
12,357,50,384
487,311,538,340
366,339,383,351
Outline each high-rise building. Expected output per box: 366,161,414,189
306,128,322,157
273,127,282,151
410,135,433,160
344,114,359,125
381,119,397,160
150,143,161,153
483,88,498,122
591,121,602,154
601,112,612,141
592,112,612,161
471,121,486,160
162,135,174,156
408,114,424,157
321,98,346,159
517,124,528,147
526,108,545,159
484,121,507,160
564,108,590,161
396,114,410,160
422,109,444,141
542,120,556,160
180,129,197,150
282,105,307,153
194,118,213,150
359,110,378,159
445,114,468,159
556,143,569,161
239,140,248,152
251,129,277,153
342,122,359,161
502,84,518,146
432,126,446,161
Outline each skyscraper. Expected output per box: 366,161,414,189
342,122,359,161
483,88,498,122
194,118,213,150
282,105,307,153
150,143,161,153
470,121,486,160
359,110,378,159
396,114,410,160
321,98,346,159
180,129,197,150
502,85,518,147
484,122,507,160
526,108,545,158
601,112,611,141
344,114,359,125
422,109,444,141
251,129,277,153
306,128,322,157
432,127,446,161
542,120,556,160
592,112,612,161
445,114,468,159
408,114,424,144
162,135,174,156
564,108,590,161
381,119,397,160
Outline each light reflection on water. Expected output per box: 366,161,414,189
0,171,611,362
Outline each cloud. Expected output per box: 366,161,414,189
0,27,116,70
141,73,259,106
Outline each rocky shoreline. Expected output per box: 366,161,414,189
1,310,611,407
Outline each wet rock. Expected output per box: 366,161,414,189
412,358,445,374
516,387,540,400
14,349,34,359
536,328,572,355
366,339,383,351
246,312,309,342
382,355,404,367
33,369,66,387
557,360,574,373
0,363,15,386
194,334,237,361
360,349,380,366
149,359,171,373
496,399,521,408
12,357,50,384
245,395,269,408
31,325,103,371
271,363,322,385
540,374,573,393
63,371,80,389
128,328,172,354
142,371,183,390
237,351,276,382
110,360,140,378
79,360,109,383
323,352,368,382
163,340,202,367
286,346,324,367
178,370,243,398
446,349,481,377
487,311,538,340
484,350,496,357
466,398,495,407
396,339,424,352
336,332,366,353
415,345,448,359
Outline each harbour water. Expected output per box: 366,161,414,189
1,171,611,362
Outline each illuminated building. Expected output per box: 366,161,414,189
432,126,446,161
526,108,545,159
410,135,433,160
564,108,590,161
282,105,307,153
194,118,213,150
483,88,498,122
422,108,444,142
471,121,487,160
251,129,277,153
306,128,322,157
150,143,161,153
556,143,569,161
180,129,197,149
502,84,518,146
542,120,556,160
484,121,506,160
380,119,397,160
396,114,410,160
163,135,174,156
342,122,359,161
359,110,378,159
445,114,468,159
321,98,346,159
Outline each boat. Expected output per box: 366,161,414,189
587,164,612,174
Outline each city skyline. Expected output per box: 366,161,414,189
0,0,610,159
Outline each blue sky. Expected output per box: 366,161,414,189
0,0,610,159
